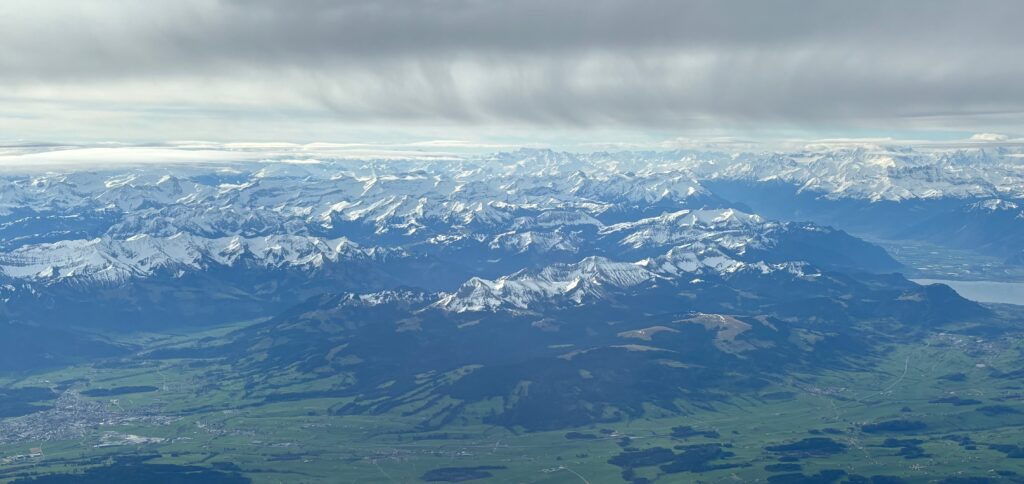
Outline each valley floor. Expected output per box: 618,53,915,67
2,311,1024,483
872,239,1024,283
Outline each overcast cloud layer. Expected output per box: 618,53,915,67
2,0,1023,142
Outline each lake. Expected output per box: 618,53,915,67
912,279,1024,306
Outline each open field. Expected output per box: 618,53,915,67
2,316,1024,483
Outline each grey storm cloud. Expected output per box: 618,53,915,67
2,0,1024,136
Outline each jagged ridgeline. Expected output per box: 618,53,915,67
167,253,983,431
0,149,916,329
0,147,1008,428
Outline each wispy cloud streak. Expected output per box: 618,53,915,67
1,1,1022,140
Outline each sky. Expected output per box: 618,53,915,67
2,0,1023,149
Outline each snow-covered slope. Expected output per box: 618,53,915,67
601,208,765,251
6,146,981,327
436,245,814,314
0,234,370,285
699,147,1023,202
565,146,1024,202
436,256,658,312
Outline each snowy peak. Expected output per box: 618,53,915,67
0,147,917,305
436,246,819,314
436,256,658,313
696,147,1021,201
603,208,766,251
0,234,368,285
968,198,1020,212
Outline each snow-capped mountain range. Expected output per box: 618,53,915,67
0,233,372,285
1,144,1019,327
435,247,813,314
690,147,1024,202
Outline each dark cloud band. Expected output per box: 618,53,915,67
1,0,1022,136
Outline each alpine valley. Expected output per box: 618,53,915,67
1,144,1023,483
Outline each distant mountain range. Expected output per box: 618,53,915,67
1,149,910,329
0,145,1016,383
